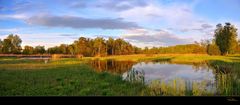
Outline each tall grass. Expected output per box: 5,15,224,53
208,61,240,96
140,60,240,96
141,79,215,96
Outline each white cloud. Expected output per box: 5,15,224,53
119,2,212,33
0,14,28,20
0,28,20,32
1,0,239,48
122,28,192,47
118,1,223,44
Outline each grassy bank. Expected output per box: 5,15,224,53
0,58,145,96
84,54,240,63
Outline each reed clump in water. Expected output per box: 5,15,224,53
209,61,240,96
142,79,215,96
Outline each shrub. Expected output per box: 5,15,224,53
207,44,221,55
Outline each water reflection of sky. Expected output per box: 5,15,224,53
131,62,215,84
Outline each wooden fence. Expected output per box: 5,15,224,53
0,54,81,58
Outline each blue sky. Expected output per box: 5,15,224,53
0,0,240,48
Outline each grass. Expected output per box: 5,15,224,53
1,54,240,96
0,58,145,96
142,79,215,96
142,59,240,96
84,54,240,63
208,60,240,96
84,54,173,61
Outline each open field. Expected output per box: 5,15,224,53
84,54,240,63
0,58,145,96
0,54,240,96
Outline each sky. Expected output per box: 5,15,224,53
0,0,240,48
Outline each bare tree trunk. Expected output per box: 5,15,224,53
112,48,114,55
106,45,108,56
98,45,101,57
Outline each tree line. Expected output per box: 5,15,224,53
47,37,138,56
0,34,46,55
0,22,238,56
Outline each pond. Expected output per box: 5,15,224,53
87,59,239,95
128,62,214,83
88,60,214,82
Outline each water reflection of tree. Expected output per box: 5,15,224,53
88,60,136,74
191,62,210,72
208,63,232,74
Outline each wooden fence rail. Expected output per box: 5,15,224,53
0,54,80,58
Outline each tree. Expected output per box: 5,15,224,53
68,44,75,55
112,38,135,55
1,34,22,54
0,39,2,53
106,37,115,55
22,45,34,55
6,34,22,54
114,38,123,55
215,23,238,55
236,40,240,53
93,37,106,57
149,47,158,54
143,47,149,54
133,46,142,54
47,46,61,54
34,46,45,54
73,37,90,56
59,44,68,54
2,39,14,54
200,39,210,52
207,40,221,55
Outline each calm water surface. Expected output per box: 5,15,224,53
87,59,240,93
128,62,215,84
88,60,215,83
